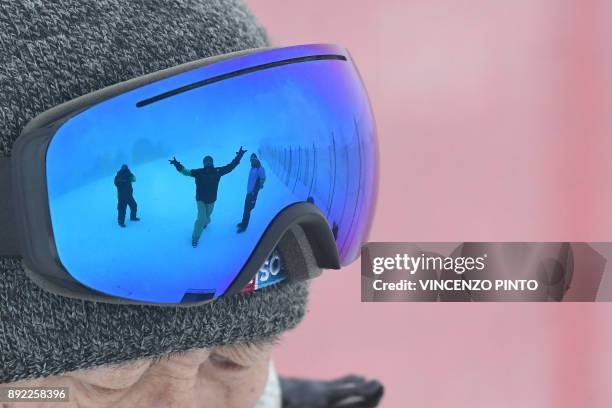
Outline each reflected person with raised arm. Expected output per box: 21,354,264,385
169,147,246,247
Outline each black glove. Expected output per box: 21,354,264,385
280,375,384,408
236,146,247,158
168,156,182,169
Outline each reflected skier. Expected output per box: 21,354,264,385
170,147,246,247
114,164,140,228
237,153,266,233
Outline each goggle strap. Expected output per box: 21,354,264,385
0,157,19,257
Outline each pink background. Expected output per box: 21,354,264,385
246,1,612,407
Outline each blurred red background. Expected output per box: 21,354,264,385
246,1,612,406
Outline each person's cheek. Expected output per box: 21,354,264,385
195,355,271,408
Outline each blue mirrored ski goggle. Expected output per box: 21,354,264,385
1,44,378,305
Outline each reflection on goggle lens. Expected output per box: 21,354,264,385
46,46,377,303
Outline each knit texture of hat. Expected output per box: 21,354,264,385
0,0,309,383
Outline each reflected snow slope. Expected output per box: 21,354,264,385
51,147,289,303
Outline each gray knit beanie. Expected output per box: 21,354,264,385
0,0,311,383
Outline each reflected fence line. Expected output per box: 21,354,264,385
258,117,376,261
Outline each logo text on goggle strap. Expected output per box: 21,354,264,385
371,253,487,275
257,250,284,285
241,250,286,293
